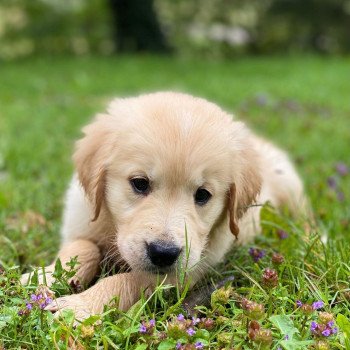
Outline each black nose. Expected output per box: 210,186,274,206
147,241,181,267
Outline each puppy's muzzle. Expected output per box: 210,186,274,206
147,241,181,268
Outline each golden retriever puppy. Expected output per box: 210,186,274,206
22,92,307,319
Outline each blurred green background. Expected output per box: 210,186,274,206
1,0,350,59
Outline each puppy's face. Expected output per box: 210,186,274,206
74,93,261,275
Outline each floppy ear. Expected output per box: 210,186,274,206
73,114,115,221
228,147,262,238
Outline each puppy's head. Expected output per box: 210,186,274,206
74,92,261,275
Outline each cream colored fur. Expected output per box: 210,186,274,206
22,92,307,319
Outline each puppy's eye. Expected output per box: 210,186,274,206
194,188,212,205
130,177,150,195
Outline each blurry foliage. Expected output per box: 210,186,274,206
156,0,350,57
0,0,350,60
0,0,113,60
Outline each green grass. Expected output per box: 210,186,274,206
0,55,349,349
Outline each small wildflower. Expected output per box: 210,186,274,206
199,317,215,330
284,335,289,340
187,327,196,336
255,93,269,106
322,329,331,337
296,300,303,307
158,332,167,340
262,268,278,288
319,312,334,324
18,308,29,316
335,162,348,176
248,321,272,347
216,315,229,325
312,301,324,310
327,320,334,327
139,324,147,334
167,320,186,339
23,286,54,312
176,342,182,350
277,229,288,240
301,303,314,314
177,313,185,321
191,317,200,325
194,342,203,349
327,177,337,190
311,321,318,332
241,298,265,320
217,332,232,345
272,252,285,264
139,319,155,335
212,286,233,304
310,320,338,338
249,248,266,262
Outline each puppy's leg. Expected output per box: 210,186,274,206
21,239,101,287
46,272,154,320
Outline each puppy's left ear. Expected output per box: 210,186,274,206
228,146,262,238
73,114,115,221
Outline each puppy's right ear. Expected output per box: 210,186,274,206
227,123,262,239
73,114,115,221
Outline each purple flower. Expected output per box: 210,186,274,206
327,321,334,327
176,343,182,350
249,248,266,262
192,317,200,325
187,327,196,336
30,294,37,301
177,313,185,321
327,176,337,190
310,320,337,338
139,324,147,334
45,297,52,304
312,301,324,310
336,162,348,176
255,93,269,107
26,303,33,310
322,329,331,337
284,335,289,340
296,300,303,307
310,321,318,331
195,342,203,349
149,319,155,327
277,229,289,240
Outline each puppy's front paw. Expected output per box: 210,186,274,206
20,269,55,287
45,294,95,321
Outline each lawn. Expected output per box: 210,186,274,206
0,55,349,349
